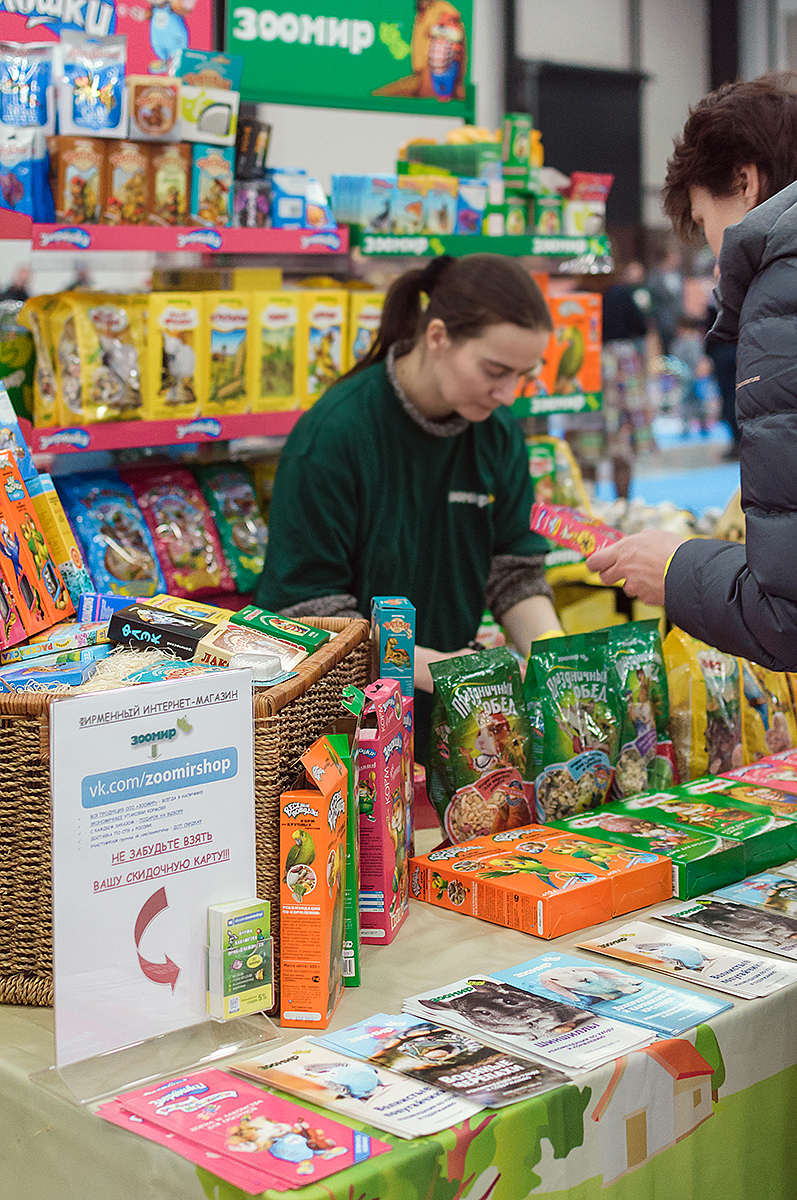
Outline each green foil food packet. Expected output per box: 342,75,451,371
196,463,268,593
606,619,675,798
428,646,533,843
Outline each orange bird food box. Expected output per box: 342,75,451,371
410,825,671,939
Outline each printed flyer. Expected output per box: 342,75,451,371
655,897,797,959
713,870,797,920
230,1036,482,1138
110,1067,389,1188
578,920,797,997
402,976,653,1071
50,673,256,1067
312,1013,571,1109
492,952,731,1036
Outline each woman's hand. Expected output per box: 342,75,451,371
587,529,685,607
414,646,475,693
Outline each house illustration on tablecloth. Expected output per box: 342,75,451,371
590,1040,714,1184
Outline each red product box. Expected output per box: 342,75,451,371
0,452,73,635
409,824,671,939
356,679,411,945
530,502,623,557
721,750,797,800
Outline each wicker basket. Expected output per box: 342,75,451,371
0,617,371,1008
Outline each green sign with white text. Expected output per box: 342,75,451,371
226,0,474,117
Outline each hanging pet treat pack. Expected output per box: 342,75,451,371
180,85,239,146
528,630,618,822
280,735,348,1029
127,76,181,142
56,34,128,138
102,140,150,225
299,290,347,410
149,142,191,225
248,292,303,412
356,679,411,945
199,292,250,417
51,134,105,223
55,470,166,598
196,465,266,591
0,128,55,222
122,466,234,598
146,293,201,420
551,807,746,899
346,292,384,371
191,143,234,226
0,42,55,135
607,621,675,797
428,647,533,843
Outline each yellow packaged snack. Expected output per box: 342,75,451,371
664,627,744,782
346,291,384,372
247,291,302,413
18,294,59,427
200,291,251,417
49,295,86,424
146,292,202,421
740,659,797,760
298,289,347,410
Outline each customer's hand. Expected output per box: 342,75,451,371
587,529,685,607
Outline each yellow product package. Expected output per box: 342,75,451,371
247,291,302,412
298,289,347,409
740,659,797,760
200,291,251,417
18,294,60,427
146,292,202,420
346,291,384,372
663,627,744,782
76,294,147,421
49,295,87,425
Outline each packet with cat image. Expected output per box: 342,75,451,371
428,646,533,843
606,620,675,798
528,629,618,822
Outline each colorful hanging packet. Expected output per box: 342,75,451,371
55,470,166,598
195,463,267,592
529,629,619,821
0,42,55,134
121,465,234,598
0,128,55,222
739,657,797,761
56,33,127,138
607,619,676,797
664,627,743,781
427,646,533,843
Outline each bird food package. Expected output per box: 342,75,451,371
122,466,234,598
356,679,411,945
606,620,676,798
298,290,347,410
196,464,266,591
409,823,670,939
664,627,743,782
428,646,534,844
247,291,303,413
198,292,251,417
27,473,94,608
371,594,415,698
0,450,71,635
55,470,166,598
49,293,149,423
280,735,348,1029
102,139,151,225
145,292,202,421
536,292,602,399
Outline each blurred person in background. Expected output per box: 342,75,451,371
670,313,713,437
646,247,684,355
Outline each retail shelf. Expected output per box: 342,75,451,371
30,224,349,255
21,411,302,455
512,391,602,418
349,229,611,259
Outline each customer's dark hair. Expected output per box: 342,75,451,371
348,252,552,377
664,72,797,238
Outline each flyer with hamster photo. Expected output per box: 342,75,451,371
492,952,731,1036
230,1036,482,1139
655,896,797,959
402,976,653,1072
311,1013,571,1109
578,920,797,997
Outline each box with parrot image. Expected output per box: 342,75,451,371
279,735,348,1030
356,679,412,945
409,824,671,939
515,291,602,410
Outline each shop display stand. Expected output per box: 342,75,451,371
30,1012,280,1106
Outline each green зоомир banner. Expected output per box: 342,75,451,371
225,0,474,117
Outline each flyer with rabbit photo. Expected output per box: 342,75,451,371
402,976,653,1071
230,1036,482,1139
578,920,797,997
492,952,731,1036
312,1012,571,1109
654,896,797,959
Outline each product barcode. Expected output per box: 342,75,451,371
342,958,355,977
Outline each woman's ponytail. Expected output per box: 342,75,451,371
346,256,454,377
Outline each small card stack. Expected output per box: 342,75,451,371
207,897,273,1020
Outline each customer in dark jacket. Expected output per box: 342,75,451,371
588,73,797,671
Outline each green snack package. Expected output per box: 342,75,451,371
428,646,533,843
606,619,675,798
529,630,619,822
196,463,268,593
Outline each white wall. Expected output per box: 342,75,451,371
515,0,629,68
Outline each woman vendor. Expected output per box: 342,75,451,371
587,73,797,674
255,253,562,755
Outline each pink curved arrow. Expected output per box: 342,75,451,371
134,886,180,992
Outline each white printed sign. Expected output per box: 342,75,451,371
51,672,256,1067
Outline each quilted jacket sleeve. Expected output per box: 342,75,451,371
665,190,797,670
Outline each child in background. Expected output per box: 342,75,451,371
671,314,712,436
